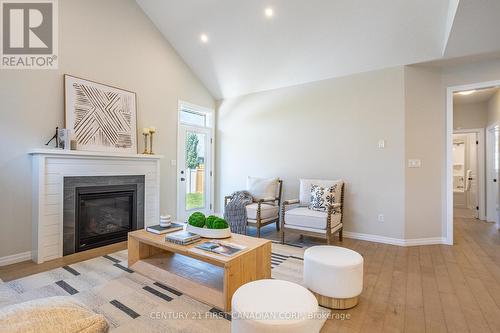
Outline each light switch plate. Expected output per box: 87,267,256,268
171,159,177,166
378,139,385,149
408,159,421,168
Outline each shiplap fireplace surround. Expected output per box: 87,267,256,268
29,149,162,264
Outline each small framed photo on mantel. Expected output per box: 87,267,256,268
64,74,138,154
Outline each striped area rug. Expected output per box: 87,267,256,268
0,242,327,332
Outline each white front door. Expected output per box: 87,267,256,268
177,125,212,221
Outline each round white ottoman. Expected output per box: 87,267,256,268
304,246,363,309
231,279,320,333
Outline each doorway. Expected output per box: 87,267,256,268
452,131,482,219
177,102,214,221
447,81,500,244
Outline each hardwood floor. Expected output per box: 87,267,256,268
0,241,127,282
2,218,500,332
287,217,500,333
251,218,500,332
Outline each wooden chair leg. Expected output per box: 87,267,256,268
339,228,343,242
281,228,285,244
326,228,332,245
257,224,261,238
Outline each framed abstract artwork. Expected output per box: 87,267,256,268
64,75,138,154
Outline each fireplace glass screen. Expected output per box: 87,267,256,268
76,185,137,252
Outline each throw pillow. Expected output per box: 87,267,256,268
309,184,337,211
246,176,278,200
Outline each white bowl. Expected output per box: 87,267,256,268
186,224,231,239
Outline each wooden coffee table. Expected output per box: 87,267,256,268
128,229,272,311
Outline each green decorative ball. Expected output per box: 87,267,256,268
209,217,229,230
188,212,206,228
205,215,218,229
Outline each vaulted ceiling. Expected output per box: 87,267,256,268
136,0,500,99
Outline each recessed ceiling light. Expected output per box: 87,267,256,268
457,90,476,96
264,7,274,17
200,34,209,43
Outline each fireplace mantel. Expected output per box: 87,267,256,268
29,148,163,160
29,148,162,264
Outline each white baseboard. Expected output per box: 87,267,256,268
403,237,447,246
343,231,446,247
0,251,32,266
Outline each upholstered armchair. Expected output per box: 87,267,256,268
281,179,344,245
225,177,283,238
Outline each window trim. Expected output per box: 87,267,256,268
178,100,213,128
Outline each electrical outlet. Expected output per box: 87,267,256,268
378,214,385,222
408,159,421,168
378,139,386,149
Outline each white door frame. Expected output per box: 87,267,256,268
446,80,500,245
486,122,499,223
176,101,215,221
453,128,485,220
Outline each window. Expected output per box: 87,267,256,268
180,110,206,127
179,102,212,128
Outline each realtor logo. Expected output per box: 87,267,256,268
1,0,58,69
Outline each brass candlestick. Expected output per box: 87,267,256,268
142,133,149,154
149,128,156,155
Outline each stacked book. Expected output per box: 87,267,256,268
196,241,246,257
146,222,184,235
165,230,201,245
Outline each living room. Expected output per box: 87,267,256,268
1,0,500,332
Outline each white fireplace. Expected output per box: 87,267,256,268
29,148,162,264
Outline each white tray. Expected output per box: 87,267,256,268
186,224,231,239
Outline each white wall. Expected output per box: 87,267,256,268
488,90,500,126
404,66,445,240
0,0,214,258
217,68,406,239
217,58,500,243
454,102,488,129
